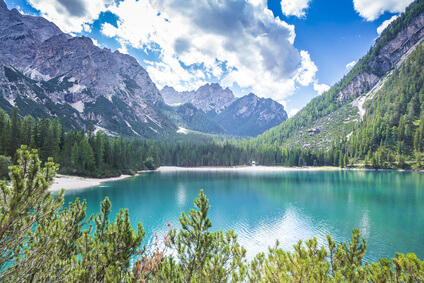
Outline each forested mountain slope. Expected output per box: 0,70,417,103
254,0,424,150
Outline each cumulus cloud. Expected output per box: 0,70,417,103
101,0,315,101
377,15,399,34
91,38,100,47
295,51,318,86
101,22,118,37
27,0,113,33
313,83,330,95
353,0,413,21
346,61,356,70
280,0,312,18
288,108,300,117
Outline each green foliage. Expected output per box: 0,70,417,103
0,155,11,179
144,156,156,170
71,197,145,282
151,190,246,282
246,228,424,282
0,146,144,281
0,145,63,280
3,66,23,82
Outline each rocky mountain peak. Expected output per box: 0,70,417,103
161,83,236,113
0,0,7,11
200,82,232,94
212,91,288,136
0,4,172,137
162,86,176,92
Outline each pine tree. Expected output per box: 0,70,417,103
7,107,20,158
414,130,422,152
156,190,246,282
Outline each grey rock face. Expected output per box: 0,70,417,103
0,0,171,137
0,0,7,10
339,72,380,103
161,83,236,113
370,12,424,75
0,0,285,137
339,10,424,102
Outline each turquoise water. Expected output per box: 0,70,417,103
62,169,424,262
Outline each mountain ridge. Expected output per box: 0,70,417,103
0,0,175,138
161,83,236,113
161,84,288,136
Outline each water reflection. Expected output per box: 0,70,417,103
63,170,424,262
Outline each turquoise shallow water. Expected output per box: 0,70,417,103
62,169,424,262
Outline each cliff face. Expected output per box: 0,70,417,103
0,0,173,137
370,11,424,75
339,10,424,103
339,72,380,103
161,83,236,113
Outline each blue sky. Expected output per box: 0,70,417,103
5,0,413,115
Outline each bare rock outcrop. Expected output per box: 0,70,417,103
161,83,236,113
339,72,379,103
339,10,424,103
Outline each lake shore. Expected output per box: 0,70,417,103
48,166,338,191
156,165,341,172
49,165,423,191
49,174,133,192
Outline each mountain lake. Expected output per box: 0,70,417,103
61,169,424,262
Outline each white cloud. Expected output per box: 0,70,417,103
353,0,413,21
346,61,357,70
377,15,399,34
27,0,113,33
281,0,312,18
102,0,315,101
82,23,93,33
313,83,330,95
288,108,300,117
101,22,118,38
295,51,318,86
91,38,100,47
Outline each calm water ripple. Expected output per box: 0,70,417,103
62,170,424,262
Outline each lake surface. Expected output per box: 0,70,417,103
62,169,424,262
